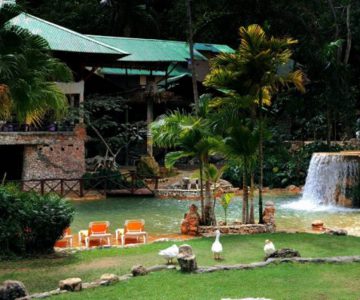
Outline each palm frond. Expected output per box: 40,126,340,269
164,150,195,169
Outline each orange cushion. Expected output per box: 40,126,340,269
125,222,144,232
55,240,67,248
89,223,108,234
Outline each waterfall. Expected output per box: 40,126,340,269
301,153,360,206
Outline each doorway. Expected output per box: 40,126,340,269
0,145,24,181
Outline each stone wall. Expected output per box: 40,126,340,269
198,224,275,235
181,201,276,236
0,125,86,180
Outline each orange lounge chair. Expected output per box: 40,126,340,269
122,219,148,246
55,227,73,248
85,221,111,248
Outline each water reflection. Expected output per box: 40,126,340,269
71,194,360,237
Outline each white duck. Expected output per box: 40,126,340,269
264,239,276,256
211,230,223,260
158,244,179,264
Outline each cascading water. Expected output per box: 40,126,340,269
302,153,359,206
284,152,360,211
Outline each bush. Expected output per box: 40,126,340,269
136,155,160,177
82,169,146,190
0,185,74,257
82,168,124,190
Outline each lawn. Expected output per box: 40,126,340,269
57,264,360,300
1,233,360,298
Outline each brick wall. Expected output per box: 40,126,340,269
0,125,86,180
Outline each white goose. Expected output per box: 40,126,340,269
264,239,276,257
158,244,179,264
211,230,223,260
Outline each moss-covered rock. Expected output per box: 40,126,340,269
136,155,160,177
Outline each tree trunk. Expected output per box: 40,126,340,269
186,0,199,114
203,155,215,225
199,161,205,223
146,95,154,157
258,93,264,224
249,173,255,224
344,4,352,65
327,0,341,60
204,179,215,225
242,170,248,224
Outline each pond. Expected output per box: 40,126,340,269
70,194,360,236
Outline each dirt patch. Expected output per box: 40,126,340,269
63,253,156,273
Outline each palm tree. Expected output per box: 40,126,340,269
220,121,259,223
0,4,72,126
204,24,305,223
204,163,226,222
151,109,220,225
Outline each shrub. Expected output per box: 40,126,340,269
0,185,74,257
82,168,124,189
82,168,146,189
136,155,160,177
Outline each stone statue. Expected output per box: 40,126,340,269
180,204,201,235
262,201,276,226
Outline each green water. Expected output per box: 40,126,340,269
70,195,360,236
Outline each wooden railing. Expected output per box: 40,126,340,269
9,171,159,198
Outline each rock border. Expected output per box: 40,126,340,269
18,255,360,299
196,255,360,273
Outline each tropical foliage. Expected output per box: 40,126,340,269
0,4,72,126
152,109,219,225
0,184,74,257
205,24,305,223
219,192,234,225
22,0,360,142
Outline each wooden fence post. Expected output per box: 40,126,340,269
79,178,84,197
60,179,64,196
130,171,136,194
40,180,45,195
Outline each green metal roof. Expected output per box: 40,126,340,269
87,35,207,62
195,43,234,53
9,13,128,56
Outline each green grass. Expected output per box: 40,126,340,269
56,264,360,300
1,233,360,297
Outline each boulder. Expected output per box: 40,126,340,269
324,228,348,236
131,265,148,277
59,278,82,292
312,220,324,231
0,280,28,300
100,274,119,283
177,244,197,272
265,248,301,260
286,185,301,193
